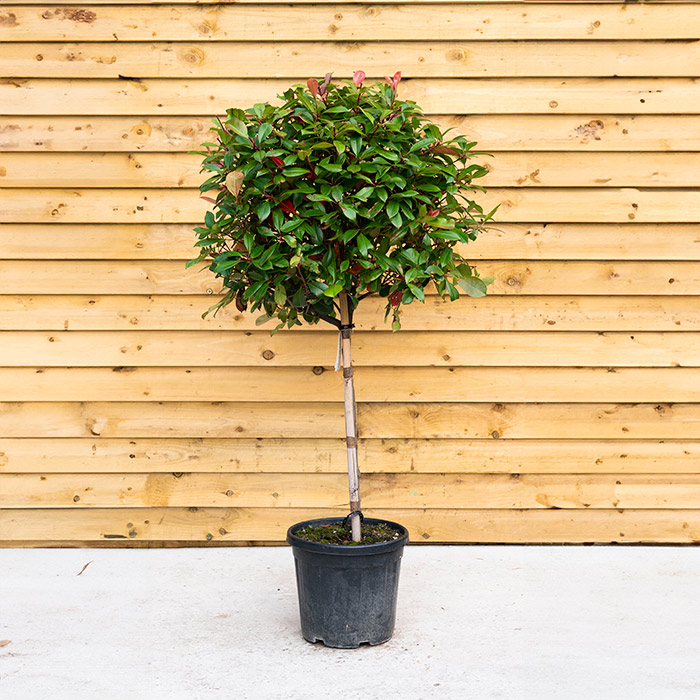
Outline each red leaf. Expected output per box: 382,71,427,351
307,78,319,97
318,72,333,97
271,156,284,168
279,200,296,215
432,146,460,157
200,196,217,204
390,291,402,307
352,70,366,87
428,208,440,217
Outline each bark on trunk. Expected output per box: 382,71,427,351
339,291,362,542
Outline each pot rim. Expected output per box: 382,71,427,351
286,516,409,555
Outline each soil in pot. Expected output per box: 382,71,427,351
293,521,401,545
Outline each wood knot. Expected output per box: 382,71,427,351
312,366,325,375
262,350,275,360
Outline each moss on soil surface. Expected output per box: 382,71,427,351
294,522,401,545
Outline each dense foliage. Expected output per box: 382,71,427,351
190,71,496,331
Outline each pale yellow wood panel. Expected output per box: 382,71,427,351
2,223,700,261
4,41,697,79
1,367,698,402
3,438,698,475
0,401,695,439
467,224,700,260
2,187,697,223
443,115,700,152
2,223,698,261
0,224,196,259
1,331,697,368
4,472,700,509
2,259,697,294
3,115,697,152
9,1,691,5
3,152,697,188
1,508,698,544
2,5,696,42
3,79,696,115
1,295,697,331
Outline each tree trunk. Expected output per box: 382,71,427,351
339,291,362,542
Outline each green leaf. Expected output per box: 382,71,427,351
257,122,273,143
274,284,287,305
256,201,271,222
323,283,344,297
386,200,400,218
457,276,488,297
283,167,308,177
356,233,372,256
229,119,249,139
333,140,346,154
340,204,357,222
354,187,374,201
255,313,271,326
389,212,402,228
272,208,284,230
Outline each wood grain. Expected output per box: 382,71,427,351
3,79,697,115
2,438,697,474
4,41,698,78
1,295,697,331
2,5,696,42
2,223,700,260
1,330,697,367
1,508,698,544
2,115,696,152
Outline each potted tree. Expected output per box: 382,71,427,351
190,71,495,647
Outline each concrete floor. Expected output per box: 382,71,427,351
1,546,699,700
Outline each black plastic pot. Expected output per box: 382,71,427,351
286,517,409,648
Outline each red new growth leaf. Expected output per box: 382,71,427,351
200,196,217,204
352,70,366,87
390,291,402,307
279,200,296,215
428,208,440,217
385,71,402,92
307,78,319,97
271,156,285,168
318,72,333,97
432,146,460,157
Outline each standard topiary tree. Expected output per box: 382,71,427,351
190,71,496,541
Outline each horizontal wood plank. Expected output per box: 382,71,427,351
2,79,697,115
2,438,698,475
0,401,695,439
1,507,698,543
7,1,692,5
1,330,697,368
1,367,698,402
2,115,697,152
1,295,697,331
2,223,700,261
1,259,697,295
2,5,697,42
3,472,700,509
1,188,697,223
3,41,698,78
3,152,697,188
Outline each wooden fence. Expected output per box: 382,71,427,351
1,0,699,545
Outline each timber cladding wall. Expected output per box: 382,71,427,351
0,1,699,546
